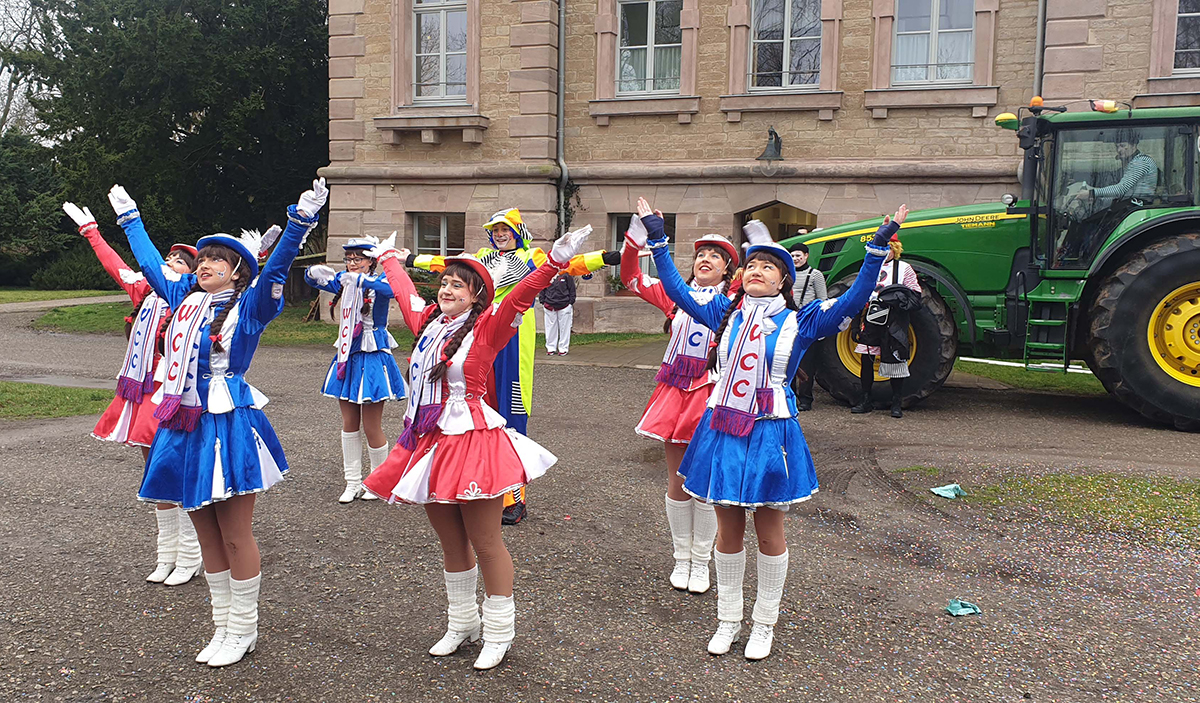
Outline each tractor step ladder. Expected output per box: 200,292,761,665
1022,281,1072,373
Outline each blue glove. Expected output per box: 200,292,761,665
642,214,667,247
871,220,900,248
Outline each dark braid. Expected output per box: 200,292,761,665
429,302,485,382
410,261,490,381
705,288,745,372
664,245,735,334
329,259,378,321
703,250,801,377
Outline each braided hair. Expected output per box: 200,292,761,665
704,249,806,383
192,244,251,354
329,258,378,321
664,244,735,334
410,261,489,382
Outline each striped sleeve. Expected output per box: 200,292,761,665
1093,154,1157,199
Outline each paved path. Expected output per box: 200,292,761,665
0,293,126,313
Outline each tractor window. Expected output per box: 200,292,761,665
1047,124,1194,269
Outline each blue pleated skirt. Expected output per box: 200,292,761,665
138,407,289,511
679,408,819,509
321,350,406,404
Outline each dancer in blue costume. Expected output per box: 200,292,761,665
111,177,328,668
637,195,908,661
305,236,407,503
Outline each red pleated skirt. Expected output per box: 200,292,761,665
92,385,160,448
634,381,713,444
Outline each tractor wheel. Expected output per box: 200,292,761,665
814,275,958,408
1088,233,1200,431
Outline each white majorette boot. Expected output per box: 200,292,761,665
147,506,179,583
688,501,717,594
360,443,388,501
429,566,481,656
196,570,231,663
473,594,515,670
165,510,203,586
745,550,789,661
339,430,364,503
208,573,260,667
707,549,746,655
664,495,693,590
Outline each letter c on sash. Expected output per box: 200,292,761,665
738,353,757,372
732,379,750,398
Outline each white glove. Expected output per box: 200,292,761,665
261,224,282,253
63,202,96,229
107,185,138,217
625,215,648,248
366,231,398,259
550,224,593,266
118,269,146,285
742,219,772,247
306,264,338,286
297,177,328,217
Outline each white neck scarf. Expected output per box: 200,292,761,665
656,282,724,389
709,294,788,436
335,273,365,379
398,309,472,449
116,292,170,402
154,289,236,431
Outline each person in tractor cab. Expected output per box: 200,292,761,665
1073,129,1158,206
403,208,620,524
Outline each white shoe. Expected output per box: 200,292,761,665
744,623,774,660
670,560,691,590
429,626,481,656
473,640,511,670
687,562,710,594
338,482,363,503
207,632,257,667
146,563,174,583
164,563,202,586
196,627,227,664
707,621,742,655
359,489,378,501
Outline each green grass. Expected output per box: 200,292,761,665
967,472,1200,548
0,381,113,419
954,359,1107,397
0,288,117,304
34,302,669,349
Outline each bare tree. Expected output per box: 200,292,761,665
0,0,44,134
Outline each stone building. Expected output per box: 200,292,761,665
319,0,1200,331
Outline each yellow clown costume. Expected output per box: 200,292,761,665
408,208,608,514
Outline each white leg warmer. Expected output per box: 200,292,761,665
690,500,717,565
445,567,481,634
714,549,746,623
664,495,694,561
361,443,388,500
226,573,261,637
481,594,515,645
341,430,363,485
175,510,203,569
154,507,180,567
196,570,232,663
751,550,789,627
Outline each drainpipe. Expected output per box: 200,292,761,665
556,0,568,235
1033,0,1047,97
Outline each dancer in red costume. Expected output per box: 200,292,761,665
362,225,595,671
64,201,204,588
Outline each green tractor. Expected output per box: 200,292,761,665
784,101,1200,430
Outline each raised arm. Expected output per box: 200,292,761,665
107,186,194,308
376,248,433,334
620,220,674,315
243,217,313,326
642,211,729,330
304,265,343,294
795,210,905,342
65,202,146,301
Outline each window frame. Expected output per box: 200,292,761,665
616,0,684,96
412,213,467,257
1177,0,1200,75
748,0,824,92
411,0,469,104
890,0,975,86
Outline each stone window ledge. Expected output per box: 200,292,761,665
719,91,843,122
588,95,701,125
1133,76,1200,107
864,85,999,118
374,109,488,145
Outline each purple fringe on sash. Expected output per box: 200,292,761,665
154,394,202,432
397,403,443,450
709,406,756,437
653,353,708,389
352,322,363,339
142,370,155,396
116,371,154,404
336,362,347,380
755,387,775,415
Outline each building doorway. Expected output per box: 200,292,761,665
737,202,817,242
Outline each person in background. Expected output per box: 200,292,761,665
539,270,576,356
851,232,920,418
789,242,827,412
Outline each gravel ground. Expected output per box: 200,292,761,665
1,312,1198,702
